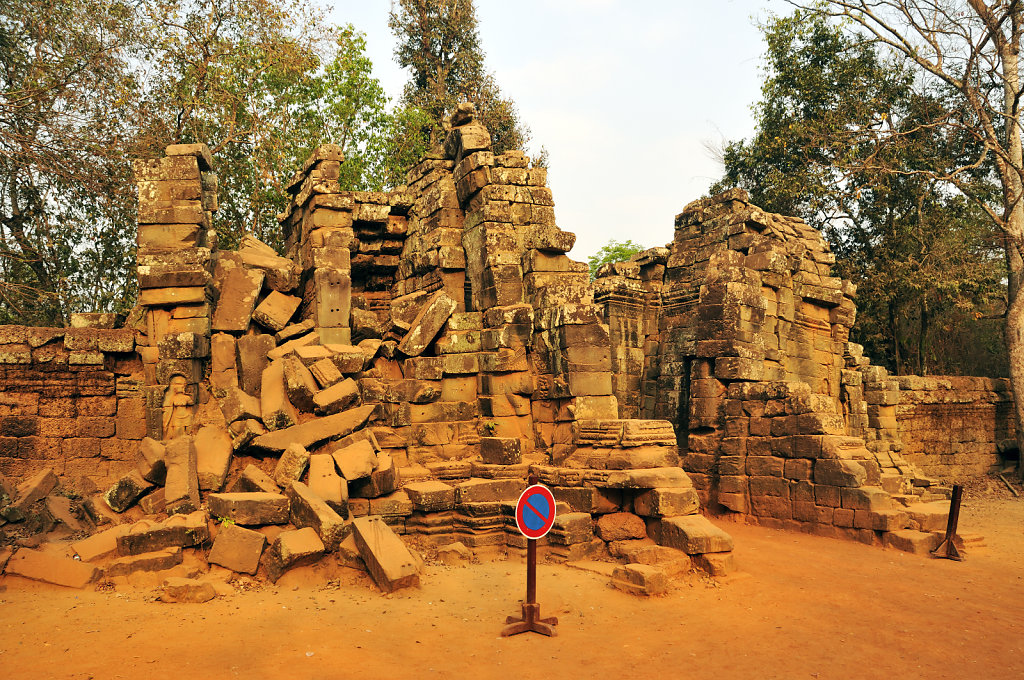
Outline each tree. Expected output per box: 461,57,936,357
138,1,427,251
0,0,142,325
781,0,1024,475
587,239,647,279
713,10,1006,377
389,0,531,154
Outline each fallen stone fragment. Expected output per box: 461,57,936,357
228,419,266,451
268,527,325,583
103,470,154,513
310,357,343,388
116,511,210,556
313,378,360,415
139,489,167,515
207,492,290,525
71,524,132,562
396,290,457,357
44,496,91,532
237,334,275,395
105,547,183,578
212,267,264,332
693,551,736,577
282,354,319,413
659,515,734,554
352,516,421,593
252,290,301,332
164,436,200,515
436,541,471,566
252,404,375,454
286,481,349,550
230,464,281,494
82,494,121,527
12,468,58,512
208,523,266,574
195,424,233,491
308,453,348,515
160,577,217,603
611,564,669,596
274,443,310,487
4,549,98,588
136,437,167,484
219,387,262,424
332,439,377,481
348,451,399,499
261,360,299,431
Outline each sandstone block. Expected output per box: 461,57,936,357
219,387,261,424
252,291,301,332
208,523,266,574
116,511,209,556
455,478,521,504
397,290,458,357
610,564,669,596
212,268,264,332
163,436,200,515
479,437,522,465
352,516,421,593
282,355,319,413
286,481,349,550
314,378,360,415
136,437,167,484
252,404,375,454
229,464,281,494
237,334,275,395
194,424,233,491
274,443,310,487
103,470,153,513
261,361,299,431
347,450,399,499
207,492,289,525
72,524,133,562
596,512,647,541
332,439,377,481
308,453,348,515
12,467,58,511
633,487,700,517
105,547,183,578
5,549,98,588
659,515,734,554
310,357,343,388
814,459,867,488
404,481,456,512
268,527,326,582
160,577,217,603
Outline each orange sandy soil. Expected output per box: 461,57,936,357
1,484,1022,680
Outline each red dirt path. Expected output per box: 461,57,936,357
1,494,1021,680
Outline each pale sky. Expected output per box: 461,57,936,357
328,1,773,261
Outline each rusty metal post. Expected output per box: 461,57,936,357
501,473,558,637
932,484,964,561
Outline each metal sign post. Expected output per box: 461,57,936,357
501,474,558,637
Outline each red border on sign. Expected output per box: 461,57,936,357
515,484,557,540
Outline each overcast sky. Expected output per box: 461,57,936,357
328,1,774,261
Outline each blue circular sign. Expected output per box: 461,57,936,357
515,484,557,539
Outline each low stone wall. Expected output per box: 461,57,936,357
896,375,1014,480
0,325,144,482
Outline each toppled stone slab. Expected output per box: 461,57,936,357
268,527,325,582
4,549,98,588
230,464,281,494
397,290,457,357
212,267,264,332
308,453,348,515
72,524,133,562
261,360,299,431
610,564,669,596
13,468,58,512
103,470,154,513
352,516,421,593
116,511,209,556
136,437,167,484
164,436,200,515
333,439,377,481
253,291,301,332
160,577,217,603
659,515,734,555
314,378,360,415
274,443,310,487
286,481,349,550
105,547,183,578
252,404,375,454
207,492,290,525
195,424,233,491
208,523,266,574
348,450,400,499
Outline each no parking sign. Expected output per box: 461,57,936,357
514,484,556,540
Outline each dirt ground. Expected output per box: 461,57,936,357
1,481,1022,680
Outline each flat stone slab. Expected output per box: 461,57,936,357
5,549,98,588
115,511,209,556
208,523,266,574
252,405,375,454
105,547,183,578
351,516,421,594
72,524,133,562
659,515,734,555
207,492,289,526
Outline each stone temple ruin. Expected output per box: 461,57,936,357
0,106,1013,596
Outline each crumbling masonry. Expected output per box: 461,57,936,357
0,109,1012,593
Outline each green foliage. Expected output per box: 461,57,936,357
389,0,531,155
713,11,1006,376
587,239,646,279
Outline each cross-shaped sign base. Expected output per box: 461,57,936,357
501,601,558,637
